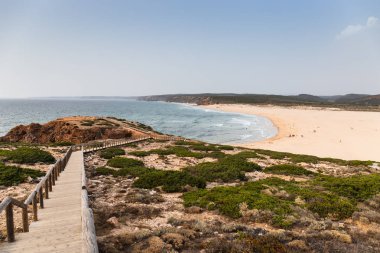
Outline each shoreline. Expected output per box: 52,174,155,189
199,104,380,161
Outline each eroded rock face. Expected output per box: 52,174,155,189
0,117,135,144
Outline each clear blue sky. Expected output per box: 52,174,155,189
0,0,379,97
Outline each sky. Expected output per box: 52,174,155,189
0,0,379,98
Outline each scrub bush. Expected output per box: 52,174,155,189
100,148,125,159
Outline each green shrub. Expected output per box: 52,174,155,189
231,151,258,159
258,177,356,219
206,151,227,159
254,149,374,166
96,166,152,177
264,164,315,176
314,174,380,202
184,177,358,224
49,141,74,147
0,149,12,159
129,146,226,159
184,156,261,182
81,120,95,126
184,162,246,182
217,145,234,150
2,147,55,164
107,157,144,168
96,164,205,193
128,151,150,157
167,146,205,158
220,155,262,172
150,148,175,156
96,166,117,176
116,166,153,177
107,116,127,122
0,163,45,186
302,190,355,219
183,181,293,226
135,122,154,131
191,144,219,152
99,148,125,159
129,146,205,159
174,140,199,146
134,170,206,192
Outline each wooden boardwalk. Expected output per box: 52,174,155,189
0,151,84,253
0,136,181,252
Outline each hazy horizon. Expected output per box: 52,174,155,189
1,92,380,100
1,1,379,98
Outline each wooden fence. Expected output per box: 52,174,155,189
81,157,99,253
78,137,150,153
0,147,73,242
0,135,183,248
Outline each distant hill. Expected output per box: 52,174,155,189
140,93,380,110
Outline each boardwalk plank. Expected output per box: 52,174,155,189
0,151,84,253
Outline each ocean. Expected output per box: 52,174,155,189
0,98,277,144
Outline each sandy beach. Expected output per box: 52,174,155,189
201,104,380,161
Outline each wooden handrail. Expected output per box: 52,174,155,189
0,136,174,246
80,137,152,153
81,156,99,253
0,146,73,242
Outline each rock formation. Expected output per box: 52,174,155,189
0,116,151,144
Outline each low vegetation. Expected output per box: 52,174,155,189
99,148,125,159
254,149,374,166
0,163,45,186
128,146,204,159
314,173,380,202
134,170,206,192
97,165,206,192
0,147,55,164
184,177,358,227
106,157,144,168
96,166,151,177
87,138,380,252
81,120,95,126
174,140,234,151
264,164,315,176
128,144,234,160
49,141,75,147
184,154,261,182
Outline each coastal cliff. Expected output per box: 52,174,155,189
140,93,380,110
0,116,153,144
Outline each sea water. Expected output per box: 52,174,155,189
0,98,277,144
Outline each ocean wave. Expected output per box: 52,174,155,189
240,134,253,140
230,118,252,127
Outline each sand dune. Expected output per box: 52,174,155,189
201,104,380,161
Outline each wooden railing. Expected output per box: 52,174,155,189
152,136,184,141
79,137,151,153
0,147,73,242
0,135,183,246
81,157,99,253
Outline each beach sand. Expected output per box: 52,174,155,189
201,104,380,161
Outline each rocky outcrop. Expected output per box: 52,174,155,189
0,116,140,144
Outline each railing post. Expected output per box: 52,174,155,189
32,194,38,221
52,171,56,186
58,160,62,174
54,165,58,181
22,207,29,232
49,174,53,191
45,181,49,199
6,203,15,242
39,188,44,209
